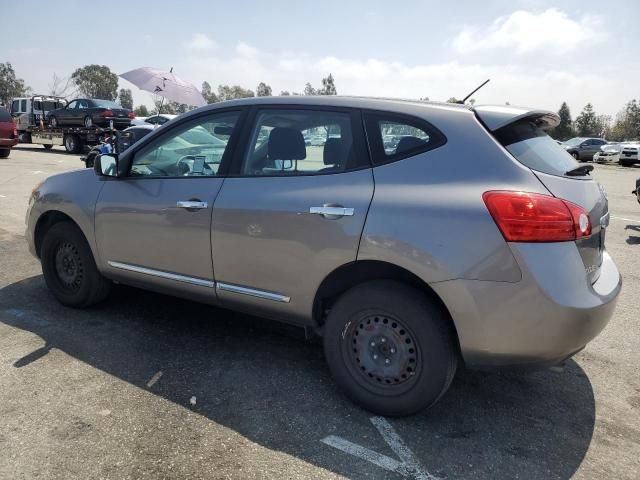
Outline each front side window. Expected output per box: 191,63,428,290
241,109,356,176
11,100,19,114
67,100,78,110
20,100,27,112
364,113,446,165
130,111,240,177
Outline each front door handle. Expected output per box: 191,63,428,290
176,200,208,210
309,205,354,218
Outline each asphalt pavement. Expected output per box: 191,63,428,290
1,145,639,479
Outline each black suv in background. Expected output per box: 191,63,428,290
562,137,607,162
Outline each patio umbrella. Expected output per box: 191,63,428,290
119,67,206,113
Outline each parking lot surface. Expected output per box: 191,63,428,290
1,145,639,479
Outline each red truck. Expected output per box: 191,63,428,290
0,108,19,158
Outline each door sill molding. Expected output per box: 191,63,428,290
216,282,291,303
107,261,215,288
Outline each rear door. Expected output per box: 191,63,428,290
211,106,374,323
490,117,608,283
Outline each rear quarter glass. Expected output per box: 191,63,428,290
0,109,12,122
494,119,579,177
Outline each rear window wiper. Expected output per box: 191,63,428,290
565,164,594,176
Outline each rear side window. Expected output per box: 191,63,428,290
364,112,446,165
494,119,579,177
0,109,11,122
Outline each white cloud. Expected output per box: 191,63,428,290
453,8,605,54
185,33,216,50
236,42,259,57
182,47,634,116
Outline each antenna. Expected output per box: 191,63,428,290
458,79,490,104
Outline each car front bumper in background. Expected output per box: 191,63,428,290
432,242,621,369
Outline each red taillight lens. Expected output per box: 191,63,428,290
100,110,114,117
483,191,592,242
127,111,136,119
12,123,17,138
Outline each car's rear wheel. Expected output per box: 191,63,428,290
64,134,80,153
49,116,58,128
40,222,111,308
0,149,9,158
323,280,458,416
83,116,93,128
571,152,579,160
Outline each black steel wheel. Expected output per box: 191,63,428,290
41,222,111,307
84,116,93,128
323,280,458,416
49,115,58,128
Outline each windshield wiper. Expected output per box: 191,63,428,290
565,164,594,176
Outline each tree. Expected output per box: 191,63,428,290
70,65,119,100
118,88,133,109
134,105,149,116
318,73,337,95
574,103,598,137
0,62,30,105
304,83,316,95
48,73,74,97
550,102,574,140
446,97,459,103
594,114,611,138
217,85,254,101
201,81,218,104
280,90,291,96
256,82,272,97
609,99,640,141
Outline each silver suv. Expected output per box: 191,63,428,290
25,96,621,416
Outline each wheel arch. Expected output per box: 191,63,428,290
313,260,461,353
34,210,83,258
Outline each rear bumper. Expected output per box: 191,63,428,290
432,243,621,368
0,138,19,148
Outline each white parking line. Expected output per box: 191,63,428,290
611,216,640,224
321,416,437,480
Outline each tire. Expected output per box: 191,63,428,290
40,222,111,308
0,149,9,158
43,144,53,150
83,116,93,128
64,134,80,153
49,115,58,128
571,152,579,160
323,280,458,416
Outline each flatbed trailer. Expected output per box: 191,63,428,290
20,124,123,154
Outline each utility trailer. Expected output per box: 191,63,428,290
11,94,127,153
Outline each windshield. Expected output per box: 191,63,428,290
92,100,124,109
178,126,226,146
563,137,585,147
495,119,580,177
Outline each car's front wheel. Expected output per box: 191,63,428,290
323,280,458,416
83,116,93,128
41,222,111,308
0,149,9,158
571,152,579,160
49,115,58,128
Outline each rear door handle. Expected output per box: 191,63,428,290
309,205,354,218
176,200,208,209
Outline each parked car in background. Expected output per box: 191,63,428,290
634,176,640,204
619,143,640,167
131,113,177,126
563,137,607,161
25,96,621,416
0,107,19,158
47,99,134,129
594,143,623,164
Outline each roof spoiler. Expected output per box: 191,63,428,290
473,105,560,132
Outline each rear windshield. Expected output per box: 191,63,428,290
92,100,123,109
0,109,11,122
494,119,579,177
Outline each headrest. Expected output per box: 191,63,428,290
323,137,348,165
268,127,306,160
395,136,427,155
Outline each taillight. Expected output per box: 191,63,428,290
127,111,136,119
12,123,17,138
100,110,114,117
483,191,592,242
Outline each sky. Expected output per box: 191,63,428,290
2,0,638,117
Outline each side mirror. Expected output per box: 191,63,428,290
94,153,119,177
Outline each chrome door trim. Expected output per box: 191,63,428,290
176,200,208,209
309,206,354,217
107,261,215,288
216,282,291,303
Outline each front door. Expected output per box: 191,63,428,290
95,110,243,298
212,107,374,322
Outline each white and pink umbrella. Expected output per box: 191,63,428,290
120,67,206,110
